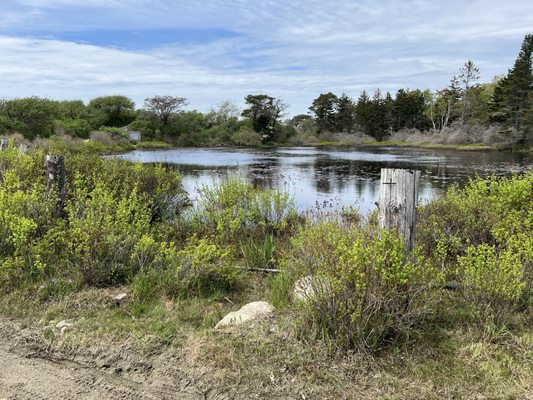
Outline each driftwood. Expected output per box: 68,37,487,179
44,155,67,214
376,168,420,251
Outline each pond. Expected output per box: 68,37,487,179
116,146,532,215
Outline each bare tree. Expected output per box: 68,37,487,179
144,96,188,126
208,100,240,125
455,61,480,124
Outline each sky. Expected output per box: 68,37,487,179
1,0,532,116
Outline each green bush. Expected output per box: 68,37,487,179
54,118,92,138
279,221,435,352
65,178,152,285
0,148,188,289
417,172,532,318
0,171,54,287
132,236,239,302
230,126,262,146
189,178,297,243
417,173,532,271
458,242,526,309
175,237,239,296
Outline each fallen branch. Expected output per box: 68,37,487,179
236,266,280,273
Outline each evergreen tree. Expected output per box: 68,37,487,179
335,93,356,133
309,92,338,133
355,91,372,137
383,92,394,135
491,34,533,144
394,89,427,131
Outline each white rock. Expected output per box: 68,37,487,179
293,275,330,302
113,293,128,303
55,319,74,330
215,301,274,328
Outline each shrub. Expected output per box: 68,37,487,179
417,173,532,273
65,177,152,285
189,178,297,243
0,165,56,288
458,242,526,314
0,148,188,289
230,126,262,146
132,236,239,302
279,221,435,352
54,119,92,138
175,237,239,296
417,172,532,317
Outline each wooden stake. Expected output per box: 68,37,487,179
45,155,66,214
376,168,420,251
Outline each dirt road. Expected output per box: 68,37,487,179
0,323,207,400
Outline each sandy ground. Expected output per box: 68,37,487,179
0,319,210,400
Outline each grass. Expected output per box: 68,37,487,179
0,270,272,351
184,293,532,399
135,140,172,150
1,280,531,399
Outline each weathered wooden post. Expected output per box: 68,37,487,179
376,168,420,251
45,155,67,214
0,139,7,151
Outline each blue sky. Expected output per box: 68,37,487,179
1,0,532,116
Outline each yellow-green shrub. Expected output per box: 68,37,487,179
189,178,297,242
175,236,239,296
0,147,188,290
132,236,239,302
0,171,54,286
418,174,531,269
280,221,436,352
459,242,525,304
417,172,532,317
65,176,152,285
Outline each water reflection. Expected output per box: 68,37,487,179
116,147,531,215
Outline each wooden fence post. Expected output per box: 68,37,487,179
0,139,7,151
45,155,66,214
376,168,420,251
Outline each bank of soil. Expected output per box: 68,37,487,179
0,318,209,400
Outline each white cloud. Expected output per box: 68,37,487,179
1,0,532,115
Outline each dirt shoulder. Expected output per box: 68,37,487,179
0,318,206,400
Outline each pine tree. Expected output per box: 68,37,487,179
309,92,338,133
335,94,356,133
491,34,533,144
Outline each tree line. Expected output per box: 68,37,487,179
1,34,532,146
302,34,532,145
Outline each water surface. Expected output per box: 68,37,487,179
117,146,531,215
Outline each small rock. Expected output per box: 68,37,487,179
293,275,330,302
113,293,128,304
215,301,274,328
55,319,74,330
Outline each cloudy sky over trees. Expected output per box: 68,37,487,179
1,0,532,115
